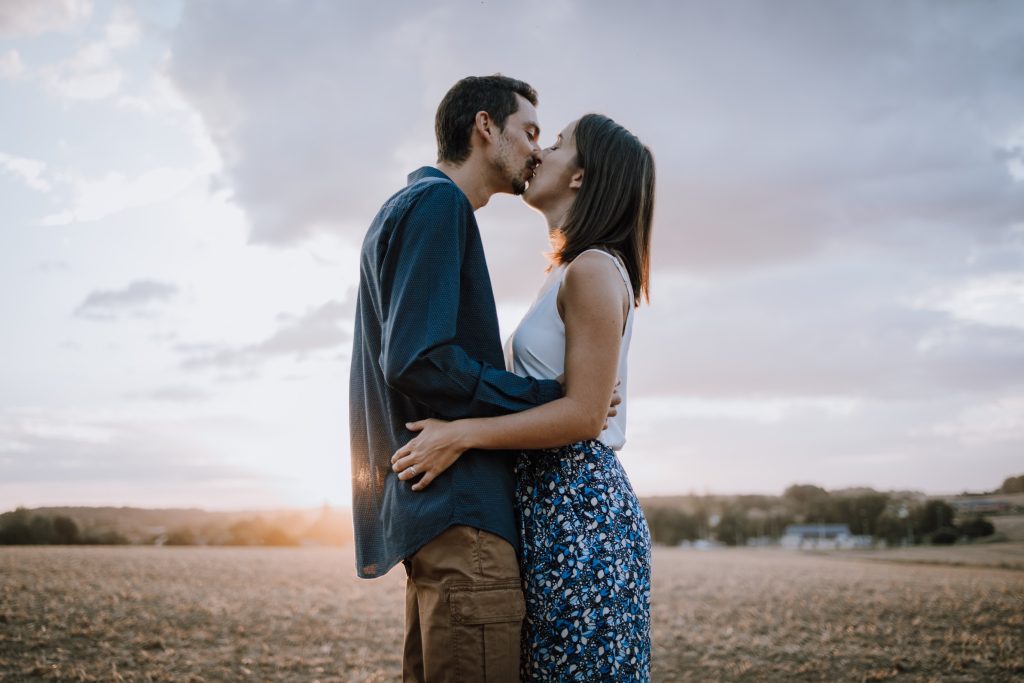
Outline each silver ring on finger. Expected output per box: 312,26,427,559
409,464,417,477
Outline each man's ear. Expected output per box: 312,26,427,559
569,168,584,190
474,111,494,142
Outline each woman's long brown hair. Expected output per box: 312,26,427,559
553,113,655,306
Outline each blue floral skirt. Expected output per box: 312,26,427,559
515,439,652,682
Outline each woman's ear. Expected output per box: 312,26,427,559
569,168,584,190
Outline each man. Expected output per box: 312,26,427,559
349,75,561,682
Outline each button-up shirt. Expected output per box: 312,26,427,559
349,166,562,578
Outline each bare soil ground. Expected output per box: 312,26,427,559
1,546,1021,682
822,541,1024,572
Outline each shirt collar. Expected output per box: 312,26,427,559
407,166,452,186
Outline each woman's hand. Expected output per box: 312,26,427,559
391,418,470,492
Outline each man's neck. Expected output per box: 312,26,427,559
436,159,498,211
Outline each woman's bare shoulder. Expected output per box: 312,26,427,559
560,250,629,315
565,249,622,280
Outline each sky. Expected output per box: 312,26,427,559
1,0,1022,511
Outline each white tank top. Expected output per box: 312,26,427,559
504,249,635,450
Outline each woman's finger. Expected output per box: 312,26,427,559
405,420,427,432
391,442,413,464
392,453,417,475
411,471,437,492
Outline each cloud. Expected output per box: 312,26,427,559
41,41,123,100
40,165,201,225
166,1,577,246
36,259,70,271
621,390,1024,495
22,4,142,101
919,272,1024,331
164,1,1024,273
0,408,269,485
177,299,351,371
0,0,92,37
103,4,139,49
923,396,1024,447
0,406,305,509
135,386,210,403
628,249,1024,400
75,279,178,320
0,152,51,192
0,49,25,79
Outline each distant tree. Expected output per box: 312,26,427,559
80,529,129,545
783,484,832,523
959,516,995,539
644,507,699,545
875,512,910,545
29,516,57,544
914,500,956,537
263,526,298,546
715,507,749,546
927,527,959,545
227,517,298,546
0,508,34,545
831,493,890,536
998,475,1024,494
52,516,79,544
165,528,197,545
783,484,830,506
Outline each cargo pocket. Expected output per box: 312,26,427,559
447,579,525,683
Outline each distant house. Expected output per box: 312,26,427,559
781,524,872,550
951,499,1011,514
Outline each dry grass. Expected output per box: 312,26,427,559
992,514,1024,542
1,546,1021,682
819,542,1024,572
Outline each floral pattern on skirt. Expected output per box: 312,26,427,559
515,439,652,682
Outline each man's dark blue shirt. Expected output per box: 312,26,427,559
349,166,562,579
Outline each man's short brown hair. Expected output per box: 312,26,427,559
435,75,538,164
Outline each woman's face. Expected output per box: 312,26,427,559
523,120,580,211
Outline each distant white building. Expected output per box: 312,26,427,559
679,539,725,550
781,524,872,549
951,499,1011,514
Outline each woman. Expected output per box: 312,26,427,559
391,113,655,681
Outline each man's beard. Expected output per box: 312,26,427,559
510,175,528,195
508,159,536,195
494,136,531,195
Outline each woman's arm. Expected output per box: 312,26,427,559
391,251,628,491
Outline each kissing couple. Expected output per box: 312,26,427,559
350,74,656,682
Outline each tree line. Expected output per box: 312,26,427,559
0,507,303,546
642,483,1005,547
3,475,1017,547
0,508,128,545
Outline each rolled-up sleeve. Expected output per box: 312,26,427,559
379,182,562,419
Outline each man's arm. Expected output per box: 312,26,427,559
378,181,561,420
